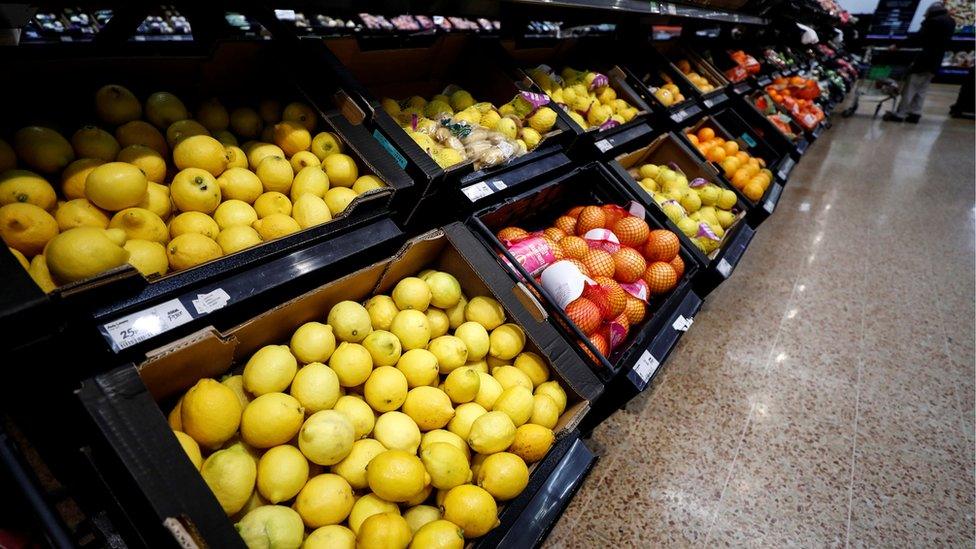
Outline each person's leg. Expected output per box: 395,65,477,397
905,72,933,122
887,73,923,120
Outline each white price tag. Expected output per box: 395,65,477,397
633,350,660,383
672,110,688,123
490,179,507,190
717,258,732,278
595,139,613,153
671,315,694,332
764,199,776,214
462,182,493,202
192,288,231,315
101,299,192,352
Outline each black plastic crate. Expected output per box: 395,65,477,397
618,54,705,126
652,42,731,111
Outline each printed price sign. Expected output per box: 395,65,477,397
462,181,494,202
101,299,192,352
717,258,732,278
633,350,660,384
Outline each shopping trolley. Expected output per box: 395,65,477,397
842,46,921,117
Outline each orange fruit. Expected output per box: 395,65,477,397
623,296,646,324
575,206,606,236
720,157,741,178
643,230,680,262
560,236,589,260
565,206,584,219
743,182,764,202
554,215,576,235
731,169,751,190
696,127,715,142
593,277,627,317
643,262,678,295
611,247,646,284
705,146,726,163
540,236,564,260
565,298,601,335
601,205,628,228
723,141,739,155
566,258,590,276
687,134,699,146
497,227,527,242
735,151,749,163
582,249,614,278
544,227,566,242
579,333,609,362
611,217,649,248
670,255,685,280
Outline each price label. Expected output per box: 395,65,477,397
462,181,494,202
740,133,757,148
489,179,507,191
671,109,688,123
100,299,192,352
633,350,660,383
764,198,776,214
595,139,613,153
717,258,732,278
672,315,694,332
192,288,231,315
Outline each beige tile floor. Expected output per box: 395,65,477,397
545,84,975,547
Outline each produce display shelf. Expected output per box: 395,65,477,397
654,42,732,112
618,59,706,126
505,0,768,25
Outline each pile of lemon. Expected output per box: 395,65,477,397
167,269,567,548
0,84,386,292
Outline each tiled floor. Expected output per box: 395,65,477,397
545,85,975,547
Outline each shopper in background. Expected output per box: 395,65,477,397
883,2,956,123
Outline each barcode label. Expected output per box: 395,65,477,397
595,139,613,153
192,288,231,315
462,181,494,202
633,350,660,383
672,315,694,332
717,258,732,278
672,110,689,123
764,199,776,214
101,299,192,352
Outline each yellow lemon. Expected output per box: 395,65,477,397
0,169,57,210
213,200,257,229
329,342,373,387
366,449,430,502
352,174,385,194
236,505,304,548
509,424,554,463
421,442,471,490
242,345,297,395
396,348,439,388
173,431,203,469
421,430,469,461
390,309,431,351
299,410,355,465
349,494,400,534
257,445,309,503
454,322,489,361
364,366,408,413
333,395,375,439
255,155,294,194
332,438,386,489
216,225,261,254
357,512,412,549
171,168,221,214
426,309,450,338
474,371,504,410
273,120,311,157
530,393,560,429
245,142,284,170
290,362,341,413
251,213,300,240
489,324,525,361
165,119,209,149
14,126,74,174
425,272,461,308
71,126,119,162
324,187,357,216
257,100,281,124
115,121,168,156
28,255,56,292
54,198,109,231
109,207,168,243
534,381,567,415
169,211,219,239
365,294,399,331
166,232,222,271
305,525,355,549
282,102,317,131
231,107,263,139
392,277,431,311
465,296,506,330
61,158,103,200
373,411,421,454
477,452,528,501
445,294,468,330
136,181,172,220
311,131,343,160
240,392,304,448
290,321,336,364
145,91,188,128
442,485,499,538
123,239,168,277
443,367,480,404
42,227,130,283
468,410,516,454
168,398,183,430
221,374,252,409
217,168,263,204
290,166,328,201
291,194,332,229
491,365,533,391
9,247,28,269
404,506,442,535
290,151,321,175
95,84,141,125
224,145,247,169
200,444,255,515
467,359,488,373
253,191,292,218
295,473,354,527
446,402,487,440
180,378,242,449
85,161,147,211
173,135,227,176
402,386,455,431
492,385,533,427
410,519,464,549
327,300,373,343
362,330,402,367
513,352,549,387
429,335,469,375
196,98,229,132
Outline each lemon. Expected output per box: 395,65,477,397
492,365,533,391
224,145,247,169
255,445,308,503
467,359,488,373
117,145,167,183
373,411,421,454
44,227,131,283
278,101,316,131
166,233,222,271
357,512,412,549
292,473,354,528
421,430,470,461
442,485,499,538
123,239,168,277
9,247,28,270
352,175,385,194
332,438,385,490
216,225,262,254
349,494,399,534
109,207,168,243
402,386,454,431
0,169,57,210
534,381,567,415
324,187,358,216
363,366,408,413
115,121,168,156
365,295,399,331
366,449,430,502
28,255,56,292
410,519,464,549
290,362,341,413
469,453,488,480
329,342,373,387
95,84,141,125
446,402,487,440
421,442,471,490
298,410,354,465
328,300,373,343
253,191,292,218
468,410,516,454
221,374,252,409
404,505,442,534
429,335,469,374
291,194,332,229
168,398,183,430
232,489,268,521
169,211,220,240
14,126,74,174
290,166,329,200
241,392,304,448
145,91,188,128
231,107,263,139
217,168,263,204
445,294,468,330
425,272,461,308
426,309,450,338
289,151,319,173
310,132,342,160
465,296,506,330
489,324,525,361
333,395,375,439
136,182,173,220
166,119,210,149
305,525,356,549
0,202,56,257
513,352,549,388
290,321,336,364
243,345,298,395
396,349,439,388
71,126,120,162
212,200,257,230
60,159,103,200
453,322,489,362
362,330,402,367
530,394,560,428
477,452,528,501
510,424,554,463
245,142,284,170
492,385,534,427
256,156,294,194
173,431,203,469
200,444,256,515
172,135,227,177
470,370,504,409
271,120,310,157
443,367,480,404
392,276,431,311
171,168,221,214
251,214,300,240
85,162,147,211
236,505,305,549
390,310,430,351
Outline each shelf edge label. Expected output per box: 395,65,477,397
100,299,193,352
633,350,660,384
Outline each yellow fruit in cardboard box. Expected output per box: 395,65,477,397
95,84,141,125
123,239,168,277
14,126,74,173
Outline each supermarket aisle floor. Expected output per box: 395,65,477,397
545,84,975,548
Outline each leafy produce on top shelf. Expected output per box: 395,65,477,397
382,86,560,170
526,66,640,130
686,126,773,202
168,269,569,546
675,59,717,93
495,203,683,361
1,85,386,293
